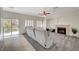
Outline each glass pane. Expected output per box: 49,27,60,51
12,19,19,35
3,19,11,37
25,20,34,27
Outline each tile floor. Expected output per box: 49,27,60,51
0,35,35,51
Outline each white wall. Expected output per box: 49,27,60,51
47,8,79,35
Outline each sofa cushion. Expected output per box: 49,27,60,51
35,28,48,48
25,26,35,40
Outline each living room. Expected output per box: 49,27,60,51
0,7,79,51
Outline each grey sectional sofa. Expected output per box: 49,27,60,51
25,26,79,51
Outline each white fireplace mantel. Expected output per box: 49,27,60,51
55,25,70,35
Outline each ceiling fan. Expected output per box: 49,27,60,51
38,10,51,17
38,7,58,17
43,11,51,16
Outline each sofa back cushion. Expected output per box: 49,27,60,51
26,26,35,40
35,28,48,47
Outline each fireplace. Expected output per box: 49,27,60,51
57,27,66,35
56,25,69,35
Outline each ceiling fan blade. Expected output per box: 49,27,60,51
43,11,45,14
38,10,51,17
47,13,50,14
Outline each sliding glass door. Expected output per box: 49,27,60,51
3,19,11,37
12,19,19,35
2,19,19,38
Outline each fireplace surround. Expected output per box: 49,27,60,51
56,25,70,35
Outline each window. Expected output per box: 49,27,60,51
36,20,46,30
3,19,11,36
25,19,46,30
12,19,19,35
25,20,34,27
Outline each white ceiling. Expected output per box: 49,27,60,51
3,7,79,17
3,7,53,17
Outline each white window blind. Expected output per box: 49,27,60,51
36,20,46,30
25,20,34,27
